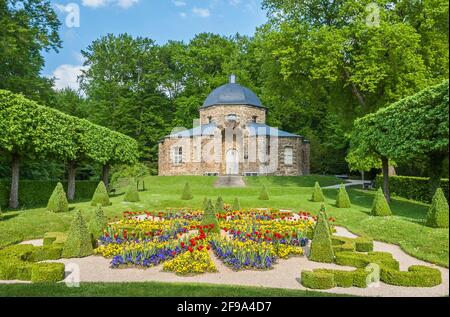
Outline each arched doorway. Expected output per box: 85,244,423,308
226,149,239,175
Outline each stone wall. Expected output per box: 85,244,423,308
200,104,266,126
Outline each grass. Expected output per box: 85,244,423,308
0,175,448,268
0,281,350,297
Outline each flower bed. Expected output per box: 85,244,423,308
94,208,317,275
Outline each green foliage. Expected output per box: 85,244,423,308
301,271,336,290
335,184,351,208
43,232,67,246
62,210,93,258
311,182,324,202
303,268,369,289
123,183,140,202
309,211,334,263
371,188,392,216
258,185,269,200
232,197,241,211
181,182,193,200
0,180,98,208
31,263,65,283
375,175,449,203
91,181,110,206
46,182,69,213
0,244,64,282
201,199,220,234
89,205,107,241
202,197,208,210
331,236,373,253
215,196,225,213
426,188,449,228
110,162,151,191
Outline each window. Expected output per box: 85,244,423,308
284,147,293,165
207,116,213,123
173,147,183,164
226,113,237,122
252,116,257,123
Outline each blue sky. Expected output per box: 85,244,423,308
46,0,267,90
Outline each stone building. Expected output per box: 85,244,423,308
158,76,310,176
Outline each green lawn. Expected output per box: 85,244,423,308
0,281,349,297
0,175,448,268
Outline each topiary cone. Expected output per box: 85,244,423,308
201,199,220,234
62,210,93,258
181,182,193,200
336,184,351,208
47,182,69,213
371,188,392,216
232,197,241,211
215,196,225,213
91,181,110,206
312,182,325,202
258,185,269,200
89,205,107,248
309,211,335,263
426,188,449,228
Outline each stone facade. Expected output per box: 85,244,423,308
158,80,310,176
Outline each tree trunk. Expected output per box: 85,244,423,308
102,164,110,191
428,152,445,200
381,156,391,203
9,153,20,209
67,160,76,201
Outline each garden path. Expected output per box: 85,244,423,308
214,176,246,188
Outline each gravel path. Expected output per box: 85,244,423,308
323,179,371,189
4,227,449,297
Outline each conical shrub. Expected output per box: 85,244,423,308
89,205,107,247
201,199,220,234
319,203,333,235
258,185,269,200
62,210,93,258
181,182,193,200
215,196,225,213
202,197,208,210
426,188,449,228
91,181,110,206
232,197,241,211
124,183,140,202
309,211,334,263
371,188,392,216
335,184,351,208
311,182,324,202
47,182,69,213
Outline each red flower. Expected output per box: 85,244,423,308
181,242,185,248
188,246,193,253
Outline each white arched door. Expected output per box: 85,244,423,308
226,149,239,175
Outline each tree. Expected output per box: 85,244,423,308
371,188,392,217
62,210,93,258
311,182,324,202
309,210,334,263
47,182,69,213
89,205,107,247
335,184,351,208
426,188,449,228
91,181,110,207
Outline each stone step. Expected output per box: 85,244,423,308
214,176,246,188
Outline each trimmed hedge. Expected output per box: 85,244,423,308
47,182,69,213
258,185,269,200
335,184,351,208
232,197,241,211
426,188,449,228
311,268,369,288
331,236,373,253
371,188,392,216
201,199,220,234
301,270,336,289
309,211,334,263
62,210,93,258
181,182,193,200
311,182,324,202
375,175,449,203
43,232,67,246
0,244,65,282
0,180,98,208
91,181,110,206
215,196,225,213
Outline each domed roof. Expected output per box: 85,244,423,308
201,76,264,109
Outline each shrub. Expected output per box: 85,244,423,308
232,197,241,211
124,183,140,202
91,181,110,206
62,210,93,258
202,197,208,210
181,182,193,200
201,199,220,234
43,232,67,246
46,182,69,213
426,188,449,228
301,270,336,289
311,182,324,202
309,211,334,263
380,265,442,287
375,175,449,203
215,196,225,213
335,184,351,208
335,251,400,271
89,205,107,247
313,268,370,288
258,185,269,200
371,188,392,216
331,236,373,253
31,263,65,283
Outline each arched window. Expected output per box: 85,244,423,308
284,147,293,165
173,147,183,164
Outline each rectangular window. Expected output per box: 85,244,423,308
173,147,183,164
284,147,293,165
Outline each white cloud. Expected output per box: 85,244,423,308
172,0,186,7
179,12,187,18
229,0,241,6
51,64,87,91
81,0,139,9
55,3,74,12
192,7,210,17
